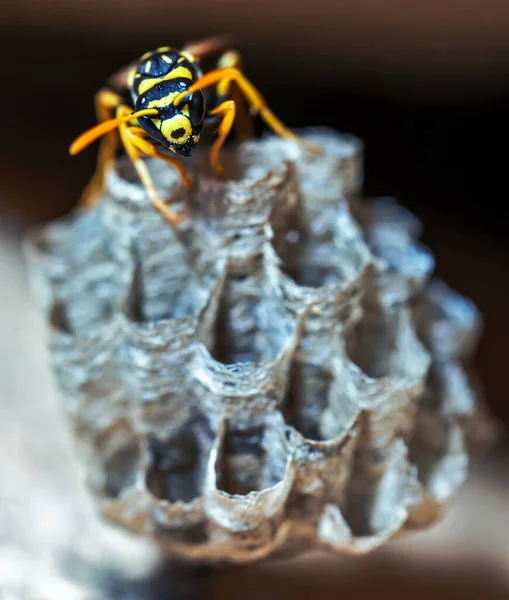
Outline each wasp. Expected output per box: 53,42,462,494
70,36,316,225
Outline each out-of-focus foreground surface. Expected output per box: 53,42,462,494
1,0,508,597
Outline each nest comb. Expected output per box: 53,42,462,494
25,128,489,564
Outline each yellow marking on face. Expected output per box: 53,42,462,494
160,114,192,144
161,54,173,64
157,46,171,53
144,60,152,73
182,105,190,117
141,51,152,61
136,66,194,95
147,91,179,110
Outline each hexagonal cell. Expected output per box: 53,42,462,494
319,438,418,550
287,415,360,528
101,160,195,323
208,264,266,365
193,330,296,426
278,207,370,292
29,209,122,332
362,198,434,295
215,415,291,496
206,273,296,366
283,363,334,441
406,361,473,523
277,281,366,444
186,153,288,271
108,157,186,216
409,412,467,516
49,301,123,431
146,415,215,504
339,308,429,536
283,338,365,448
193,242,299,369
103,439,142,499
65,263,119,331
117,264,225,435
237,128,363,202
191,142,304,270
345,306,429,384
419,362,476,417
413,278,482,362
122,261,190,322
88,419,144,500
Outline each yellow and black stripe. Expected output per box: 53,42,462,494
69,36,312,220
128,47,205,156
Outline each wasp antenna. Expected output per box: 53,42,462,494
69,108,158,155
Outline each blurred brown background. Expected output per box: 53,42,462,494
0,1,508,598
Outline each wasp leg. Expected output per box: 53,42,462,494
216,51,255,141
127,129,193,188
207,100,236,176
78,88,123,209
175,67,320,152
118,117,185,225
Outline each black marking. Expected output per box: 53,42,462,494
136,114,166,147
138,50,179,79
135,78,192,119
171,127,186,139
131,49,203,99
146,55,169,77
224,426,265,455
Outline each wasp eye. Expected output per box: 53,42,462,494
187,91,205,128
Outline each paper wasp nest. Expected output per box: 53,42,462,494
26,128,487,564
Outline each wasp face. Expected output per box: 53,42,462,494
135,84,205,157
160,90,205,156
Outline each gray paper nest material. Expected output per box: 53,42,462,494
25,127,488,564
